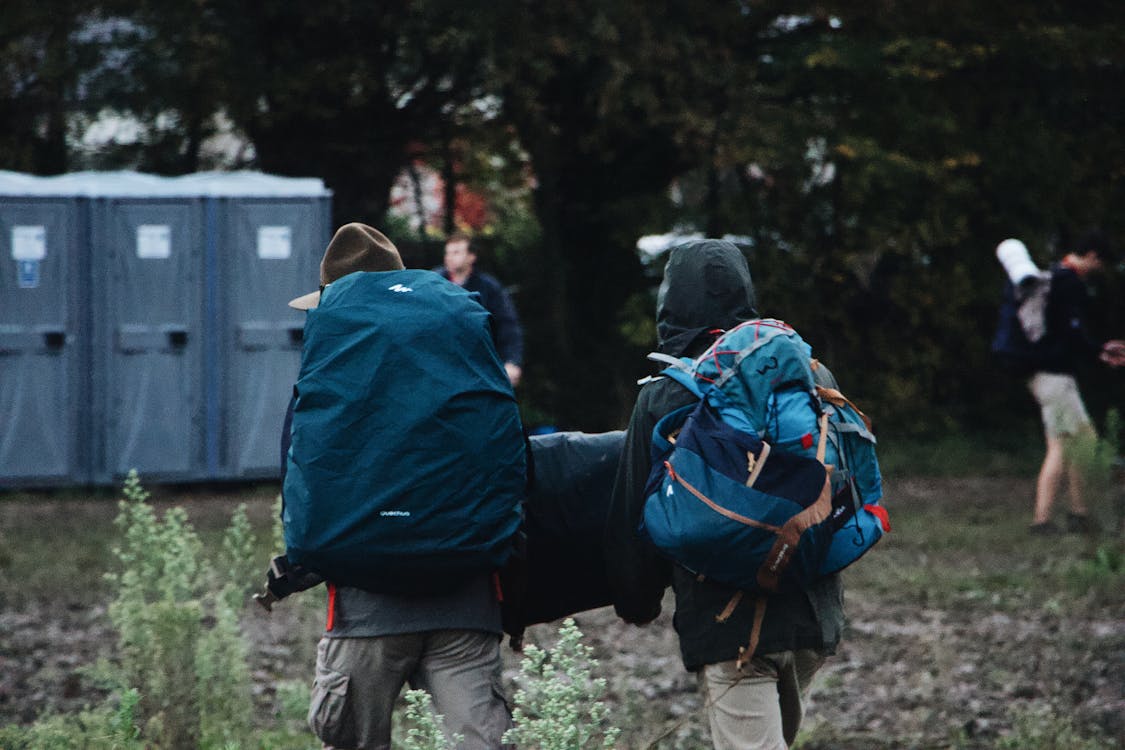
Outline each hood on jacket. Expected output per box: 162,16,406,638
656,239,757,356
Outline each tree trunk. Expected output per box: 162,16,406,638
442,127,457,237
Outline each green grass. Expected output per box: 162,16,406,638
842,474,1125,612
0,484,282,608
877,430,1045,478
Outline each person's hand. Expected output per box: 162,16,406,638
505,362,523,386
1100,340,1125,367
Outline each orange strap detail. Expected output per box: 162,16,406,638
816,412,829,464
665,461,782,534
715,591,743,623
736,597,769,671
815,385,873,432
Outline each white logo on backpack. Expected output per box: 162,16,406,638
388,283,413,293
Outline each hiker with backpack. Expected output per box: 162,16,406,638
605,239,886,750
282,222,525,750
993,230,1125,535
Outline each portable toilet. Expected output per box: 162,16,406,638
0,172,91,486
76,172,209,484
0,170,331,488
86,171,330,485
183,172,331,480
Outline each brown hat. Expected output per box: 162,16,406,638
288,222,405,309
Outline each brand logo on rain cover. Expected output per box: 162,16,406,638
380,510,411,517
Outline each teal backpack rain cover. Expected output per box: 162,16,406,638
283,269,526,594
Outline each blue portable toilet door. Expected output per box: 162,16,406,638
221,199,323,478
0,201,85,485
101,200,205,481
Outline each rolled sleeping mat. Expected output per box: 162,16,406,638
996,238,1040,287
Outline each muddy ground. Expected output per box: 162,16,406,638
0,476,1122,748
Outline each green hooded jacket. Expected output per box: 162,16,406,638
604,239,845,670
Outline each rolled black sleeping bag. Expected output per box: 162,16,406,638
501,430,624,638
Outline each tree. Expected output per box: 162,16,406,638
483,0,806,428
3,0,1123,436
663,2,1125,432
0,1,103,173
790,2,1125,431
75,0,234,173
214,0,491,225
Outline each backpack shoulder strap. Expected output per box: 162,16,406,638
647,351,691,370
659,365,705,399
645,352,706,398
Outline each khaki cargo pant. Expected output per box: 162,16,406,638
308,630,511,750
697,649,825,750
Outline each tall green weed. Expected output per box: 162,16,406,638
103,470,256,749
388,618,620,750
400,690,463,750
503,618,620,749
0,689,143,750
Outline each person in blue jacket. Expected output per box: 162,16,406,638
437,233,524,386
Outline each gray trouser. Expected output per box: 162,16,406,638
697,649,826,750
308,630,511,750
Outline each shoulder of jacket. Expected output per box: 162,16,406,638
473,271,504,290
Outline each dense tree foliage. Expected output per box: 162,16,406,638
0,1,104,172
3,1,1123,434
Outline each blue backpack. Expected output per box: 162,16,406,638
282,270,526,594
641,319,889,597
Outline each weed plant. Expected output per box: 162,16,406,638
388,619,620,750
503,617,620,749
400,690,462,750
0,689,143,750
103,470,256,749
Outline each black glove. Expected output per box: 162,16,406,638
253,554,324,611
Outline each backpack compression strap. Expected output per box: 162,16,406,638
720,413,832,668
815,385,874,434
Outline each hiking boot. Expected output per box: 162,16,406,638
1066,512,1096,534
1029,521,1061,536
